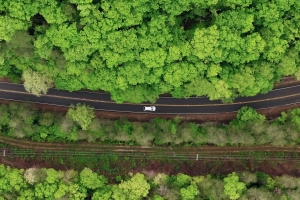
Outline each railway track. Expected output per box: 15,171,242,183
1,147,300,162
1,135,300,162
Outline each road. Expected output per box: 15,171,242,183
0,81,299,114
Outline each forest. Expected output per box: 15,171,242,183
1,164,300,200
1,102,300,147
0,0,299,102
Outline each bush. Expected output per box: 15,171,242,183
2,103,300,147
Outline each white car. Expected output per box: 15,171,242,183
143,106,156,111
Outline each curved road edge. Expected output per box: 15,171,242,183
1,82,300,114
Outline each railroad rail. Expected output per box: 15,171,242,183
1,148,300,162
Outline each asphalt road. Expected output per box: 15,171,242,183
0,82,299,114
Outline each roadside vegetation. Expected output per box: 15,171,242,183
0,0,299,102
1,102,300,147
1,164,300,200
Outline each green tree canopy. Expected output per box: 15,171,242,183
22,69,53,97
0,0,299,103
223,172,246,200
180,184,200,200
79,168,107,190
67,103,95,130
112,173,150,200
231,106,266,126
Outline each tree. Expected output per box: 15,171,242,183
6,31,35,58
240,188,274,200
112,173,150,200
67,104,95,130
174,173,192,188
223,172,246,200
62,169,78,184
275,175,300,189
53,182,68,199
38,112,54,127
79,168,107,190
265,124,287,146
204,125,228,146
0,15,31,41
132,122,154,146
163,62,198,88
277,48,298,76
288,108,300,130
256,172,275,190
66,183,88,199
191,25,222,62
0,0,299,104
34,182,57,199
22,69,53,97
39,0,67,24
0,166,28,196
18,189,35,200
24,168,47,185
46,168,64,184
286,188,300,200
153,173,169,186
6,103,37,138
0,104,9,126
152,195,165,200
238,172,257,186
180,184,200,200
59,116,75,135
230,106,266,126
92,186,112,200
198,176,227,200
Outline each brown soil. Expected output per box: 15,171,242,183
2,133,300,178
0,157,63,170
140,159,300,178
0,77,15,83
274,76,300,88
2,156,300,179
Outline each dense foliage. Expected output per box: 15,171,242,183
1,102,300,147
1,165,300,199
66,103,95,130
0,0,299,102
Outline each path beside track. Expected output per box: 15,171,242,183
1,135,300,156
